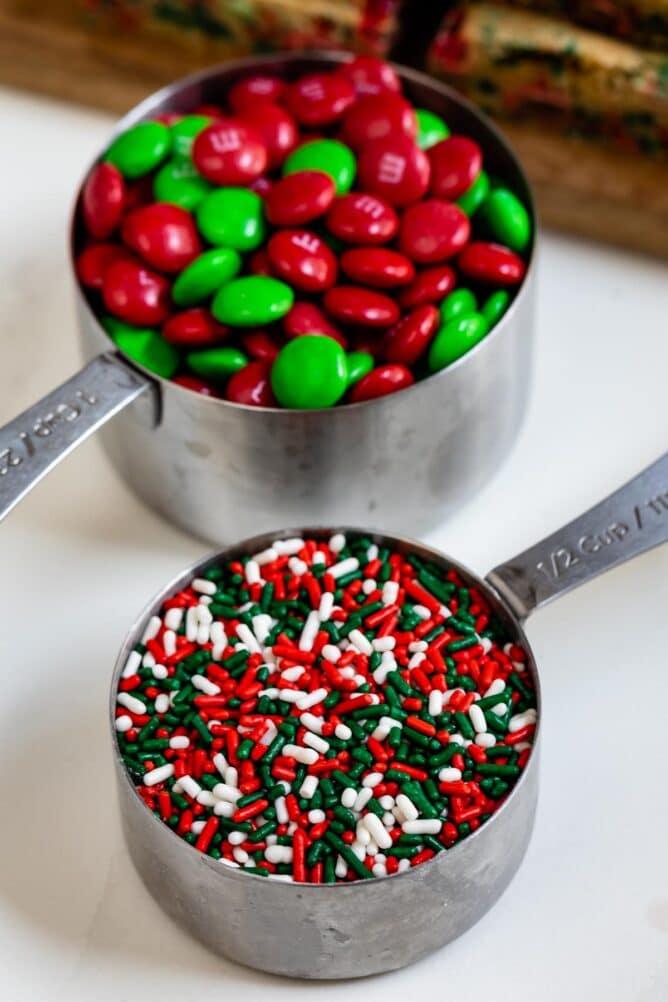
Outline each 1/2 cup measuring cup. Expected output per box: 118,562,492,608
111,451,668,978
0,51,536,542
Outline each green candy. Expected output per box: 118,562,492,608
105,121,171,178
271,335,348,409
440,288,477,324
170,115,211,158
415,108,450,149
154,158,212,210
105,319,179,378
479,188,531,252
187,347,249,380
456,170,490,216
196,187,265,251
283,140,356,195
428,314,489,372
346,351,374,387
172,248,242,306
212,276,294,327
481,290,511,328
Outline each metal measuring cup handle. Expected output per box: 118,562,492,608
488,451,668,619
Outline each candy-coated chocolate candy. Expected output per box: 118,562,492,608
429,135,483,200
228,74,285,112
457,169,489,217
170,115,211,157
340,247,415,288
248,176,273,196
186,346,249,379
481,289,511,327
399,265,456,308
192,104,224,119
399,200,470,263
264,170,336,227
226,360,276,407
102,259,171,326
283,301,348,348
122,203,201,273
162,308,227,347
383,305,440,365
357,135,430,207
336,55,402,96
192,119,267,185
105,121,171,178
346,350,374,385
271,334,348,409
267,229,338,292
242,103,299,168
153,158,212,210
479,188,531,252
348,364,414,402
323,285,400,328
212,275,294,326
241,330,282,361
341,93,417,150
196,187,265,251
428,313,489,371
458,242,526,285
440,288,477,323
325,192,398,244
109,322,179,378
173,374,219,396
172,247,242,306
283,139,356,195
154,112,182,126
284,73,355,127
82,162,125,238
76,243,134,289
415,109,450,150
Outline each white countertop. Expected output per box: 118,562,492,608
1,84,667,1001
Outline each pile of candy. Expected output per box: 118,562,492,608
78,55,532,409
116,533,537,882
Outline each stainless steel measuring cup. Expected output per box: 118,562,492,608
111,451,668,978
0,52,536,542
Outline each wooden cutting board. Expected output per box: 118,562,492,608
2,2,667,257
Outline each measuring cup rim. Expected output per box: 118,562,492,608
109,524,542,892
71,50,537,417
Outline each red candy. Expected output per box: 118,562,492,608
458,242,526,285
429,136,483,200
249,249,273,275
336,55,402,96
173,375,219,396
399,200,470,263
264,171,336,226
341,93,417,150
357,135,430,207
241,330,283,361
192,119,268,185
102,259,171,326
325,192,398,244
349,364,414,402
228,75,285,112
162,309,227,347
267,230,338,293
121,203,201,273
340,247,415,288
283,73,355,127
226,361,276,407
399,265,456,308
383,306,440,365
76,242,133,289
324,286,400,328
283,301,348,348
82,162,125,238
241,103,299,168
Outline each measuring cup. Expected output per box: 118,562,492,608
110,451,668,978
0,52,536,542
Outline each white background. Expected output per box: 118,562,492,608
1,85,667,1001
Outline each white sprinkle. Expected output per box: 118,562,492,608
233,847,249,864
283,744,319,765
412,604,432,621
312,550,327,565
191,821,206,835
403,819,442,835
329,556,359,579
197,791,217,807
362,579,376,595
164,607,183,631
492,702,507,716
122,650,142,678
236,623,261,654
318,592,334,621
335,723,352,740
428,691,444,717
186,605,198,642
348,628,373,656
341,787,357,809
303,732,329,755
379,795,395,810
367,544,379,561
192,577,216,595
163,630,177,657
274,537,305,556
295,687,328,711
439,767,462,782
335,855,348,878
329,532,346,553
117,692,146,715
484,678,506,698
308,809,326,824
476,733,497,748
214,800,234,817
409,652,426,669
395,794,419,822
480,636,493,653
354,787,373,812
265,845,293,864
245,559,262,585
298,610,320,651
382,580,399,605
212,752,228,777
469,703,487,733
179,775,202,800
213,782,242,803
253,546,278,566
408,640,428,653
372,863,388,878
114,714,133,733
141,615,162,644
509,709,537,733
281,666,305,683
321,643,341,662
228,830,247,846
362,771,384,789
154,693,170,714
351,841,366,860
225,766,239,788
192,674,221,696
398,858,411,873
169,735,189,750
275,796,289,824
363,812,393,849
372,636,395,653
276,689,307,704
152,663,168,680
220,858,240,868
288,557,308,576
143,651,156,668
300,712,324,734
300,775,319,799
356,823,371,846
210,621,227,660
